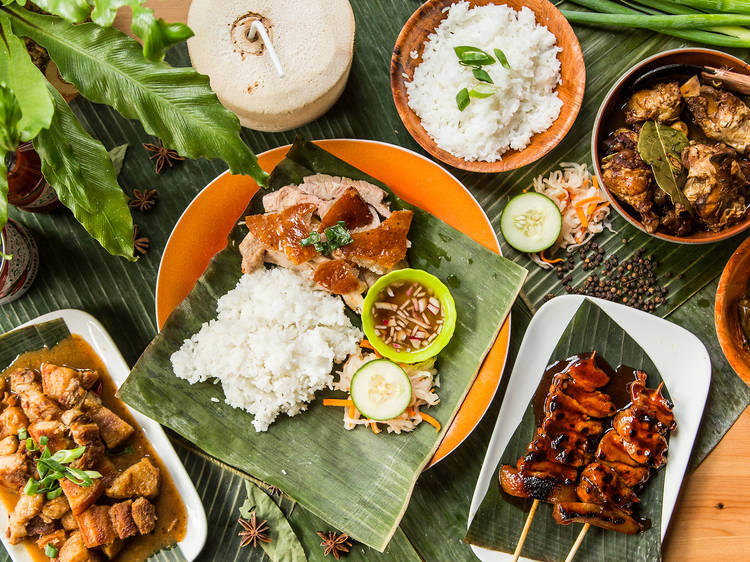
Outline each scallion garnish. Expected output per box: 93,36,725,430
301,221,353,255
17,428,27,440
26,437,38,451
46,487,63,500
44,543,58,558
494,48,510,70
456,88,470,111
472,68,493,84
39,436,48,446
23,444,101,497
453,46,495,66
469,85,496,99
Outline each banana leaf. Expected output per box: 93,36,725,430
465,299,667,561
118,137,527,551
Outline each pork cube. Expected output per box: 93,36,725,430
0,436,18,455
0,452,30,491
7,493,44,544
105,458,160,499
29,420,71,452
41,495,71,522
41,364,88,409
0,406,28,438
61,511,78,531
26,516,57,537
107,500,137,540
58,531,102,562
36,528,67,551
10,369,61,422
76,505,116,548
131,497,157,535
86,407,133,449
61,479,106,516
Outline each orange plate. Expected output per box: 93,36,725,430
155,139,511,467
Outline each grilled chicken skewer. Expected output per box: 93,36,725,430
499,353,616,560
556,371,676,560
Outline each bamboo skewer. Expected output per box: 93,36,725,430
511,499,539,562
564,523,590,562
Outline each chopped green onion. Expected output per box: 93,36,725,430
301,222,353,255
472,68,493,84
454,46,495,66
560,11,750,29
494,48,510,69
44,543,58,558
456,88,470,111
469,85,496,99
50,446,86,464
24,478,38,496
46,487,63,500
84,470,103,479
26,437,37,451
39,436,48,446
17,428,27,440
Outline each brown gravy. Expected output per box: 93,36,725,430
1,335,187,562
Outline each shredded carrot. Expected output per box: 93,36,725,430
348,405,356,418
593,176,599,188
359,340,382,358
574,196,602,208
583,178,590,187
539,250,563,265
575,231,584,243
406,407,415,416
371,422,380,434
323,399,354,407
575,206,589,229
419,412,441,432
587,202,598,217
591,202,610,216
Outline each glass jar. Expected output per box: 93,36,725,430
0,219,40,305
6,142,60,213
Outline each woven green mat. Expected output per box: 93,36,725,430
2,0,749,559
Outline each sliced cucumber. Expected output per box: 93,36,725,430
350,359,412,421
500,192,562,253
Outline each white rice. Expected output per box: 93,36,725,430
170,267,362,431
405,1,562,162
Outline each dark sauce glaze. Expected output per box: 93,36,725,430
506,352,655,530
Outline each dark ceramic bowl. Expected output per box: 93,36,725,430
591,48,750,244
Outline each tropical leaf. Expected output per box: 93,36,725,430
33,84,135,260
130,5,193,61
465,299,667,561
637,120,692,213
119,138,526,551
27,0,89,23
0,318,70,370
7,7,268,186
0,83,19,233
240,481,307,562
0,13,53,141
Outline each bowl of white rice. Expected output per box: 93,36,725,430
391,0,585,173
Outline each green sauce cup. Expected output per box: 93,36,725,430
362,268,457,363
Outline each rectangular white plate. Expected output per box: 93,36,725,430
0,309,207,562
467,295,711,562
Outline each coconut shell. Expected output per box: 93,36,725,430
187,0,355,132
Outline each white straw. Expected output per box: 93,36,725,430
247,20,285,78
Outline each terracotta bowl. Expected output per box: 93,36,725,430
592,48,750,244
390,0,585,173
716,235,750,385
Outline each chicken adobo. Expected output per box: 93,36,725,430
239,174,413,311
0,336,186,561
601,75,750,236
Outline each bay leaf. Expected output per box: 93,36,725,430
637,120,693,213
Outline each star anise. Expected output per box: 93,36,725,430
238,513,271,548
266,485,280,496
143,139,184,174
316,531,352,560
128,189,158,212
133,224,150,255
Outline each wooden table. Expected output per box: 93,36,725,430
100,2,750,560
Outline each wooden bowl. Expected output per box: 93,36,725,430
390,0,585,173
592,48,750,244
716,235,750,385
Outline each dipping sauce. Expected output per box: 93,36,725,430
371,281,444,353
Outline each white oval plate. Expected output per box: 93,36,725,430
0,309,207,562
467,295,711,562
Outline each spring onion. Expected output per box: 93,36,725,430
16,428,27,440
566,0,750,47
300,221,353,255
670,0,750,14
456,88,470,111
627,0,750,40
23,444,102,496
44,543,58,558
494,48,511,70
472,68,493,83
454,46,495,66
560,12,750,29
